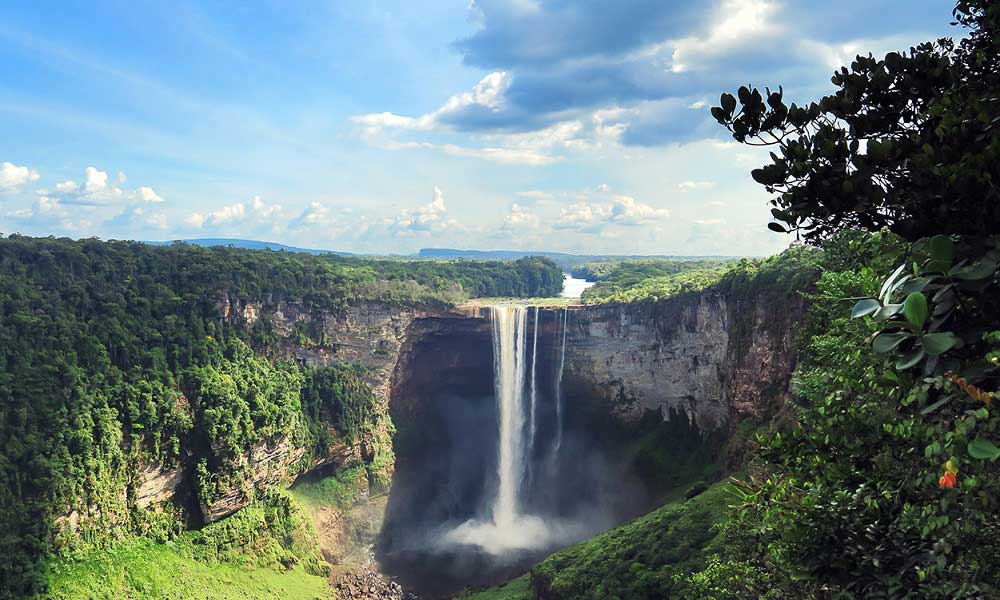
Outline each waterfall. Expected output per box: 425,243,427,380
553,307,569,453
490,305,529,526
528,306,539,460
442,304,577,554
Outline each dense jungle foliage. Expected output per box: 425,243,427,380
682,229,1000,598
581,247,819,306
0,235,561,598
581,268,726,304
570,258,737,283
689,2,1000,597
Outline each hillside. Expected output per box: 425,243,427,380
0,236,561,599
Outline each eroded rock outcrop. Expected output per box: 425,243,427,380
200,432,361,523
134,462,185,510
560,289,802,431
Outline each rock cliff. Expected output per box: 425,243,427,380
56,283,802,545
560,288,803,432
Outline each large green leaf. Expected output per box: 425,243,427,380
952,259,998,281
895,348,926,371
897,277,930,294
928,235,955,266
851,298,881,319
872,332,911,354
902,292,928,329
968,438,1000,461
921,332,960,356
872,303,903,321
879,264,908,301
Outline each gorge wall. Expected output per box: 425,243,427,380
56,298,470,538
562,290,803,432
56,281,804,574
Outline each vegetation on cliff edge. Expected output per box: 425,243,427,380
0,236,559,598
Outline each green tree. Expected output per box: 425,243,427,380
711,1,999,243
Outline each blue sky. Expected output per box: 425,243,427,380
0,1,956,255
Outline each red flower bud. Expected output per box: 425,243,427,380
939,471,957,489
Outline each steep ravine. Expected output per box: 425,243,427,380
53,282,802,598
377,288,803,597
212,286,803,598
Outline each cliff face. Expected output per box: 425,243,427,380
56,283,802,542
199,433,359,523
560,289,803,431
215,297,438,399
56,299,458,536
198,298,463,522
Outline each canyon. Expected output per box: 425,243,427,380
53,280,804,598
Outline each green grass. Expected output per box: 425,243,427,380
455,575,531,600
531,480,735,600
44,490,332,600
45,538,332,600
290,465,368,512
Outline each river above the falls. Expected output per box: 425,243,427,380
560,273,594,298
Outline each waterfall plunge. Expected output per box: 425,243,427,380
554,307,568,453
442,305,578,555
491,305,528,526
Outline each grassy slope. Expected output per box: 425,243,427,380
457,575,532,600
45,539,331,600
44,462,384,600
461,481,733,600
531,480,733,600
290,465,369,512
44,490,333,600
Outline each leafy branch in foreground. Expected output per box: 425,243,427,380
711,2,1000,243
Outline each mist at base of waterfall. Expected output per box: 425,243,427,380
439,514,589,555
377,305,647,597
379,505,612,599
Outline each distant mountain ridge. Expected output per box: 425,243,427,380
417,248,576,259
141,239,740,263
417,248,736,260
143,238,350,255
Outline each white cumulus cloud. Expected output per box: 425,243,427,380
502,203,539,230
390,187,462,236
0,162,40,194
84,167,109,194
135,186,164,203
609,195,671,226
185,202,246,229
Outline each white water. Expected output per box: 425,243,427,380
490,305,528,526
442,304,578,554
560,273,596,298
528,306,539,461
553,308,568,453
